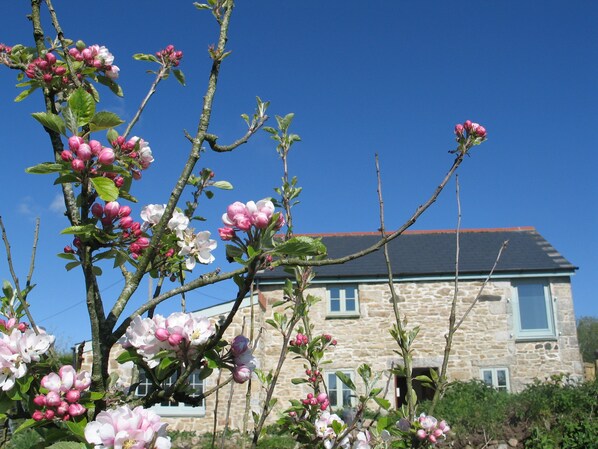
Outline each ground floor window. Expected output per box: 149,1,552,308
327,371,354,409
136,369,205,416
480,368,510,392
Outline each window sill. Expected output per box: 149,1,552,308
325,314,360,320
151,406,206,418
514,335,557,343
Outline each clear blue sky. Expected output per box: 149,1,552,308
1,1,596,349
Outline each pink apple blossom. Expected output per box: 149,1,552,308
84,405,171,449
104,201,120,219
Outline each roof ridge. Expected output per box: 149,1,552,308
290,227,536,237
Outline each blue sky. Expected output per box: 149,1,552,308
1,1,596,348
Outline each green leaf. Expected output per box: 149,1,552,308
25,162,65,175
414,375,433,383
68,88,96,127
2,281,14,300
13,418,37,434
96,75,124,97
62,106,79,133
54,174,80,185
118,190,138,203
291,378,308,385
31,112,66,135
60,224,97,235
272,236,327,257
133,53,159,62
90,111,125,131
46,443,87,449
373,396,391,410
15,87,36,102
106,128,119,144
116,348,142,364
212,180,233,190
90,177,119,201
64,419,87,442
65,261,81,271
336,371,356,391
172,69,186,86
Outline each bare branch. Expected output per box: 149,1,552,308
204,115,267,152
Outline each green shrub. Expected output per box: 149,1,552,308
428,380,511,440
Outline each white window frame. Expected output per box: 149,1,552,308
480,367,510,392
326,370,355,409
512,279,556,340
135,370,205,417
326,285,359,317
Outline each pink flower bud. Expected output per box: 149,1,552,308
61,150,73,161
44,409,55,420
119,216,133,229
476,125,487,138
54,66,66,76
289,411,297,417
119,206,131,217
168,333,184,346
17,322,28,332
68,48,80,57
98,148,116,165
46,391,61,407
233,365,252,383
165,248,175,258
68,403,86,417
104,201,120,219
433,428,443,438
132,170,142,180
114,177,124,188
76,143,92,161
89,140,102,155
306,393,313,399
38,60,48,70
6,318,16,329
416,429,427,440
56,401,69,416
91,203,104,218
65,389,81,403
231,335,250,355
45,52,57,64
68,136,83,151
155,328,170,341
275,213,285,230
32,410,44,421
218,227,236,241
81,48,92,60
428,435,437,444
33,395,47,406
463,120,472,131
101,216,113,227
129,243,140,254
320,402,328,411
136,237,150,249
42,73,53,83
454,124,464,136
62,414,71,421
317,393,327,403
71,159,85,172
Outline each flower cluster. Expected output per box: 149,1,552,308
0,44,11,54
121,312,215,368
289,332,308,347
84,404,171,449
24,51,67,83
0,317,28,333
156,45,183,67
0,327,54,391
301,391,329,411
415,414,450,444
32,365,91,422
454,119,486,140
68,44,119,79
315,411,350,448
141,204,216,270
219,198,284,238
230,335,256,384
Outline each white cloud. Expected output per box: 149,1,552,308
49,193,65,214
17,196,39,216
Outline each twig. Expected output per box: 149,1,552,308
375,154,415,420
211,369,223,449
204,115,267,152
122,67,169,139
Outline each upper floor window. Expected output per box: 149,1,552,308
327,371,354,409
481,368,510,392
136,369,205,417
327,285,359,317
512,280,556,340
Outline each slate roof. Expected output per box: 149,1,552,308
256,227,576,282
